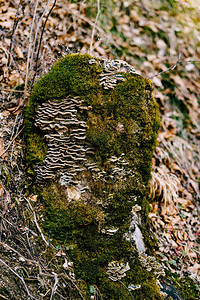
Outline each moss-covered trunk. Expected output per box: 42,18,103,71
24,53,162,299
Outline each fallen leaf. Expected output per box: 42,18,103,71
0,138,7,158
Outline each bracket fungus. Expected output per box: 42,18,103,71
89,58,138,89
107,261,130,282
25,53,161,299
34,96,93,183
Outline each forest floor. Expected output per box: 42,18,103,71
0,0,199,299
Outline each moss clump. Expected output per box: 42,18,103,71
25,53,161,299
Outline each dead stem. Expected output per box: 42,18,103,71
24,0,39,99
89,0,101,55
29,0,52,71
32,0,57,88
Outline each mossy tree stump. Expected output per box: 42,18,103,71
24,54,161,299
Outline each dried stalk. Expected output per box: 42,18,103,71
32,0,57,87
24,0,39,99
29,0,52,71
89,0,101,55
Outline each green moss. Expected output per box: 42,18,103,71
24,53,162,299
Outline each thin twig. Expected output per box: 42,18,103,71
0,293,9,300
0,258,39,300
0,88,24,93
89,0,101,55
50,272,59,300
8,1,22,67
0,126,24,158
32,0,57,88
0,242,38,265
29,0,52,71
93,284,103,300
25,198,49,246
24,0,39,99
62,274,85,300
119,280,134,300
10,113,23,161
148,59,200,79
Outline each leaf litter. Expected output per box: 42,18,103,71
0,0,199,298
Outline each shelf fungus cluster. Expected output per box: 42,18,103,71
107,261,130,282
89,58,138,89
34,96,93,187
138,253,165,278
128,284,141,291
106,155,134,181
89,154,134,185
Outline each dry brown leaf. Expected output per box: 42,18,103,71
14,46,24,59
0,183,4,198
188,263,200,276
0,138,7,159
8,71,21,87
30,195,38,202
1,110,10,118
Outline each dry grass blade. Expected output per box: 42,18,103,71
150,165,179,206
